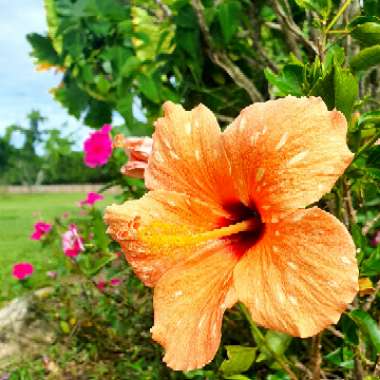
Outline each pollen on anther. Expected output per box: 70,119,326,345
272,245,279,253
274,230,280,236
174,290,183,298
195,149,201,161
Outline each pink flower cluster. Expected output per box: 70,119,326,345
79,192,104,206
62,224,85,258
96,278,122,292
12,263,34,280
83,124,113,167
30,221,52,240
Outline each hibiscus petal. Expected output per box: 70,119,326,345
151,240,239,371
145,101,238,207
234,207,358,337
104,190,231,287
223,96,353,221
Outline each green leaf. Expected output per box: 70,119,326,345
351,45,380,72
310,62,358,119
360,246,380,276
294,0,332,19
44,0,63,54
26,33,60,65
333,64,358,120
256,331,292,363
350,309,380,352
220,345,256,376
264,64,304,96
351,22,380,46
121,56,141,77
60,320,70,334
137,74,160,103
217,1,242,44
225,376,252,380
358,111,380,127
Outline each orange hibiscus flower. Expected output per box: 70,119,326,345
105,96,358,371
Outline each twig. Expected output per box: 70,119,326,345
355,130,380,158
362,213,380,235
239,304,298,380
354,347,365,380
310,334,322,380
363,279,380,311
270,0,319,57
325,0,353,33
154,0,171,18
247,3,279,73
190,0,263,102
215,113,234,124
326,326,345,339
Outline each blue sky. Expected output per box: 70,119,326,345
0,0,89,149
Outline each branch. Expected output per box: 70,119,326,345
247,3,279,73
154,0,171,19
363,279,380,312
310,334,322,380
270,0,319,57
362,213,380,235
190,0,263,102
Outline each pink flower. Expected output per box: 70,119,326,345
83,124,113,168
79,192,104,206
62,224,85,258
110,278,122,286
30,221,52,240
96,280,107,292
46,271,57,279
372,231,380,246
114,135,152,178
12,263,34,280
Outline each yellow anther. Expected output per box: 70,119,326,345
138,218,258,248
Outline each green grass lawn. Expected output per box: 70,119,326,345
0,192,113,302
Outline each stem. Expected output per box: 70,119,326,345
310,334,322,380
355,130,380,158
325,0,353,33
239,304,298,380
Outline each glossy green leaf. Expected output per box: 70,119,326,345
360,246,380,276
264,65,304,96
217,1,242,43
358,111,380,127
351,22,380,46
310,61,357,119
220,345,256,376
350,309,380,352
256,331,292,363
351,45,380,72
26,33,60,65
137,74,160,103
334,64,358,120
